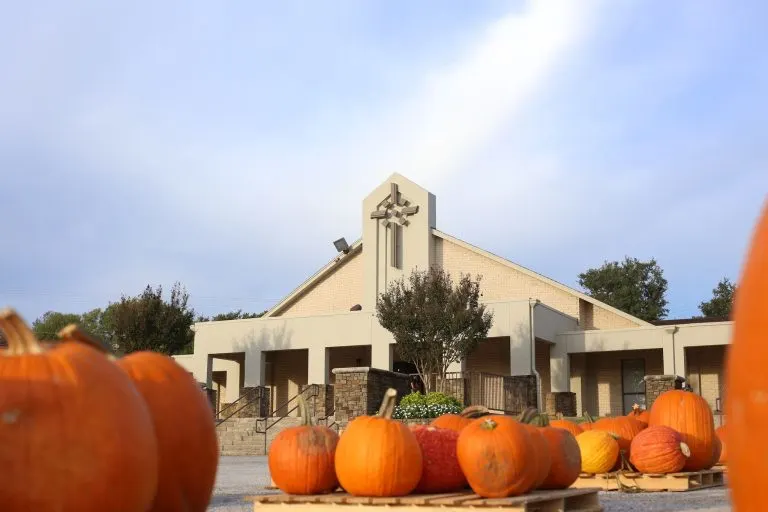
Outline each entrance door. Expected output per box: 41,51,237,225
621,358,646,414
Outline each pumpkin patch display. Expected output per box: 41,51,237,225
409,425,467,493
334,388,422,496
0,309,159,512
629,426,690,474
266,395,339,495
548,419,583,437
431,405,490,433
576,430,620,474
59,325,221,511
648,389,716,471
539,426,581,489
457,414,536,498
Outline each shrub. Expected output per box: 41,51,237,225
392,391,463,419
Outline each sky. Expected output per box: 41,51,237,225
1,0,767,322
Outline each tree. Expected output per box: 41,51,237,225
376,267,493,392
578,257,669,322
698,277,736,318
201,309,267,322
104,282,197,356
32,311,83,339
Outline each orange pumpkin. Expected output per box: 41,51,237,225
431,405,490,432
549,419,584,437
334,389,422,496
539,427,581,489
580,411,596,431
59,325,220,511
709,436,722,468
715,425,727,464
726,201,768,510
649,389,716,471
0,309,158,511
457,415,536,497
627,404,650,426
267,395,339,494
592,416,645,455
519,423,552,490
629,426,690,474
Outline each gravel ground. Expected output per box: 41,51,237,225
208,456,732,512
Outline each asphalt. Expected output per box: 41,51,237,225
208,456,732,512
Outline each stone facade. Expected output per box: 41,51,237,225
299,384,334,419
219,386,271,419
546,391,577,417
644,375,684,410
332,367,412,425
503,375,538,414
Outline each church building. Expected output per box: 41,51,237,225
175,174,731,419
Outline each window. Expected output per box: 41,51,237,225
621,358,646,414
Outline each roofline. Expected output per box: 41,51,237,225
431,229,654,327
264,238,362,317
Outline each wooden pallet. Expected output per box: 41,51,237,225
570,468,725,492
247,488,602,512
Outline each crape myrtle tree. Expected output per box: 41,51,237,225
376,266,493,393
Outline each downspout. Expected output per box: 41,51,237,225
529,298,543,411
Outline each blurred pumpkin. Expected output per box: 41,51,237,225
715,425,727,464
549,419,583,437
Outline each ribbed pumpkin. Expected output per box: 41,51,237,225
629,426,690,474
539,427,582,489
649,389,716,471
456,415,536,497
267,395,339,495
431,405,490,433
409,425,467,493
726,201,768,511
715,425,727,464
576,430,620,474
0,309,158,511
592,416,645,454
335,389,422,496
58,325,220,511
517,414,552,490
549,419,583,437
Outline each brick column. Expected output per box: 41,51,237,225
503,375,538,415
644,375,685,410
546,392,577,417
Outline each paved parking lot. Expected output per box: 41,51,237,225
209,456,731,512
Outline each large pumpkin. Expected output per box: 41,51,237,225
409,425,467,493
539,427,582,489
648,390,715,471
334,388,422,496
576,430,620,474
715,425,727,464
592,416,645,456
0,309,158,511
629,426,690,474
549,419,583,437
59,325,220,511
431,405,490,433
267,395,339,494
457,415,536,497
518,423,552,490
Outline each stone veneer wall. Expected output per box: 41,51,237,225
332,367,412,425
644,375,684,410
299,384,334,419
545,392,577,417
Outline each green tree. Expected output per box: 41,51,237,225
698,277,736,318
376,267,493,392
32,311,83,339
202,309,267,321
578,257,669,322
104,282,197,355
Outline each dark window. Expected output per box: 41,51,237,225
621,358,646,414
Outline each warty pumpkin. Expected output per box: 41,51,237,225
59,325,220,511
0,309,158,512
456,415,536,498
409,425,467,493
726,201,768,510
648,389,716,471
334,388,422,496
539,427,582,489
266,395,339,495
629,426,690,474
431,405,490,433
576,430,620,474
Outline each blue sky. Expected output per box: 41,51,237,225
1,0,766,322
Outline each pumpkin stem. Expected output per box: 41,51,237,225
376,388,398,419
57,324,118,361
680,442,691,458
479,417,498,430
0,308,44,355
460,405,490,419
518,406,540,424
297,395,312,426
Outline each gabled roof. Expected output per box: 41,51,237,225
264,238,362,317
432,229,653,327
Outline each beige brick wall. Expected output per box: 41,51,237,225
328,345,372,383
264,349,308,416
686,345,727,412
436,236,640,330
273,250,364,317
466,337,511,375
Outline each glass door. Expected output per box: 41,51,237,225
621,358,646,414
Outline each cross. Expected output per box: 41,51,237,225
370,182,419,266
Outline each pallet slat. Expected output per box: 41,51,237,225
246,487,602,511
571,468,725,492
